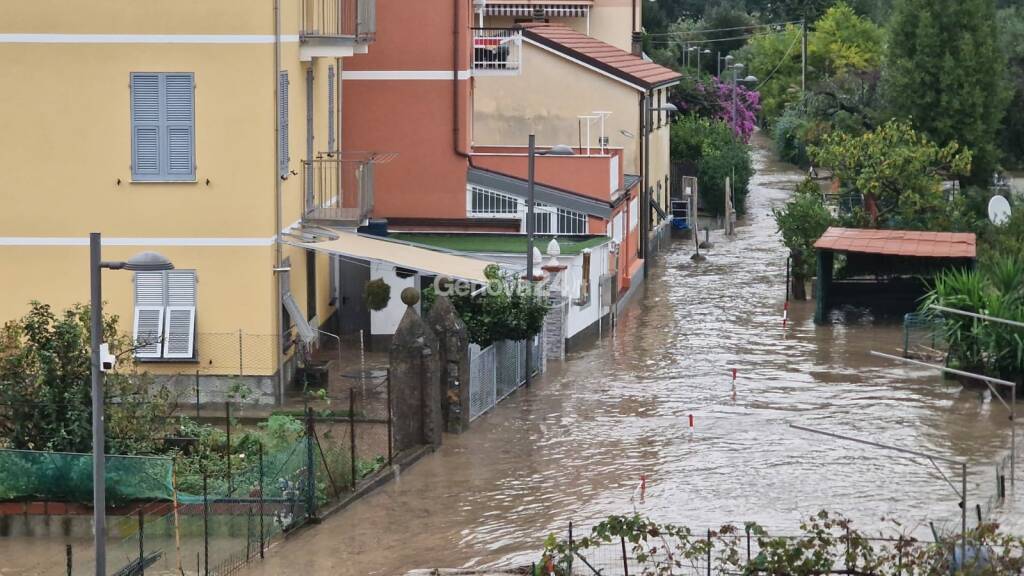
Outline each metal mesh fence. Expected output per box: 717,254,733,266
469,336,543,422
902,313,946,359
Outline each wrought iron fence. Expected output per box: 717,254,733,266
468,336,543,421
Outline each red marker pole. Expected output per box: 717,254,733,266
688,414,694,432
640,474,647,501
731,368,737,401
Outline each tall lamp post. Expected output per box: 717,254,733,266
790,423,968,565
90,232,174,576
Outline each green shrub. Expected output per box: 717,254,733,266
670,116,753,217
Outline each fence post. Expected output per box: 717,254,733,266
195,370,201,419
620,536,630,576
226,401,232,496
386,369,393,466
203,469,209,576
349,388,357,489
258,442,265,559
305,407,317,521
246,508,253,561
567,521,574,574
746,525,751,563
138,508,145,575
66,544,72,576
706,529,711,576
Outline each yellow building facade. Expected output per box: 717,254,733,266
0,0,374,403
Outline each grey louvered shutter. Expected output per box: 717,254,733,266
327,65,335,152
279,71,290,178
131,73,161,179
164,73,195,180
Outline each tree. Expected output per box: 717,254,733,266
670,116,754,218
810,120,972,229
884,0,1011,183
738,2,883,125
997,6,1024,168
773,179,834,299
0,302,174,454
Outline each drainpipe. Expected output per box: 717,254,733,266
639,91,648,275
274,0,286,404
453,0,471,159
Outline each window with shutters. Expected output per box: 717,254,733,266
133,270,197,360
131,73,195,182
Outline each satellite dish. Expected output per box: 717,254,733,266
988,195,1012,226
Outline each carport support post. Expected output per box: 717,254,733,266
814,250,832,324
526,134,536,387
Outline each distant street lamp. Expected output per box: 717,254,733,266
790,423,968,565
90,232,174,576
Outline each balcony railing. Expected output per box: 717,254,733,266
303,153,380,226
472,28,522,73
301,0,376,40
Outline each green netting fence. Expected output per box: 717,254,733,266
0,449,174,504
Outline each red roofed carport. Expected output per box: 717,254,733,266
813,227,977,324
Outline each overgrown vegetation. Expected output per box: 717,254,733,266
423,265,550,348
0,302,175,454
538,511,1024,576
772,178,833,300
670,116,755,218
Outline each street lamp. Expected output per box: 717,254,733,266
790,423,969,565
90,232,173,576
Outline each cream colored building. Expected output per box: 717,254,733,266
0,0,378,403
473,23,680,244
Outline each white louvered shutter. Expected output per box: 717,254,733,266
164,271,197,358
164,73,195,179
163,307,196,358
131,73,161,179
133,307,165,358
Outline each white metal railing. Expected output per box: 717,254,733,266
472,28,522,73
468,336,542,421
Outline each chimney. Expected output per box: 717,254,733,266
631,32,643,56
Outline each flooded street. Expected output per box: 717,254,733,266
244,134,1020,575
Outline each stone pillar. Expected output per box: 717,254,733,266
388,288,442,453
426,291,471,434
542,239,568,361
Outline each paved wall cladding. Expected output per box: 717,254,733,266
389,299,442,453
426,294,471,434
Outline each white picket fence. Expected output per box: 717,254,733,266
468,336,542,421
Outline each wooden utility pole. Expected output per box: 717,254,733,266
801,18,808,96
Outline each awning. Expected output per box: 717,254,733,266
299,232,495,284
485,3,591,17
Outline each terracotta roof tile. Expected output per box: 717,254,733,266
521,24,684,89
813,227,976,259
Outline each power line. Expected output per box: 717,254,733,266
648,28,790,46
755,31,803,90
644,19,801,37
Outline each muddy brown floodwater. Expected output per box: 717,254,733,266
243,134,1020,575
